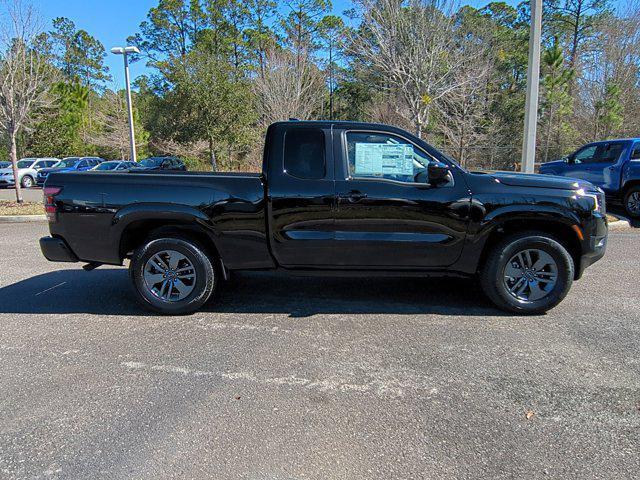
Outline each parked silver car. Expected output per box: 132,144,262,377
0,158,60,188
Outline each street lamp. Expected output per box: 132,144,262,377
521,0,543,173
111,46,140,162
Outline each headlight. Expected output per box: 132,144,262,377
576,188,606,214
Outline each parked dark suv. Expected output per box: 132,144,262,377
134,156,186,171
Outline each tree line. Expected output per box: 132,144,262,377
0,0,639,186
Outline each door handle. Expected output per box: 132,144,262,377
338,191,368,203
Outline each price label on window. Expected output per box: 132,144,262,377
354,143,414,176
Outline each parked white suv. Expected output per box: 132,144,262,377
0,158,60,188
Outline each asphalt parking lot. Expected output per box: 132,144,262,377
0,222,638,479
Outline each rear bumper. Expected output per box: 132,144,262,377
39,236,78,263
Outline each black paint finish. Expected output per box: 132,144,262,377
41,120,608,280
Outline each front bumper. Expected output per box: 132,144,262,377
576,213,608,279
40,236,78,262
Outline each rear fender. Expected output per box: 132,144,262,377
112,203,220,260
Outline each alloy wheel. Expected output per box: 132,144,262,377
503,248,558,302
627,191,640,216
143,249,197,302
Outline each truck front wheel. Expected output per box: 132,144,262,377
623,185,640,219
480,232,574,314
129,237,217,315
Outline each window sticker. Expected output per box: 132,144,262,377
354,143,414,176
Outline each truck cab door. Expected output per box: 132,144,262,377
331,128,470,268
581,141,627,192
561,145,597,182
561,142,626,191
267,124,336,266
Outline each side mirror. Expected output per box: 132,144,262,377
428,161,451,186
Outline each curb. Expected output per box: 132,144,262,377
0,215,47,223
608,219,631,230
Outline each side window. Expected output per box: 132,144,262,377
345,131,432,183
573,146,597,164
78,160,88,169
283,128,325,179
46,161,56,167
631,144,640,160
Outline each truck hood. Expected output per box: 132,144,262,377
489,171,594,191
539,159,565,169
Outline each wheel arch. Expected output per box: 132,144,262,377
114,204,223,267
622,179,640,196
477,218,583,280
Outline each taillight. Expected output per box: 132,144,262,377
43,186,62,222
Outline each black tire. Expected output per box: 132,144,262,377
129,237,217,315
623,185,640,219
480,232,574,314
21,175,34,188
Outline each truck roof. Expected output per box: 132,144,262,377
271,120,414,131
586,138,640,144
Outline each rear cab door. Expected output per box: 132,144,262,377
266,122,336,267
331,125,471,268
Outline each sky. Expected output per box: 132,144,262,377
32,0,627,89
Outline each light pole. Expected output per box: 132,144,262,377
521,0,543,173
111,46,140,162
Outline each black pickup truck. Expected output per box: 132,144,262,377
40,121,608,314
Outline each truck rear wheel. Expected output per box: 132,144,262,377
623,185,640,219
480,232,574,314
129,237,217,315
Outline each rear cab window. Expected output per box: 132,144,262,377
283,128,326,179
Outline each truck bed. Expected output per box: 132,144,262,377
46,170,274,269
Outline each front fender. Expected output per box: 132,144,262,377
622,160,640,190
452,202,584,275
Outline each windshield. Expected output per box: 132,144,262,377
57,158,80,168
94,162,119,170
139,158,163,167
17,160,35,168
